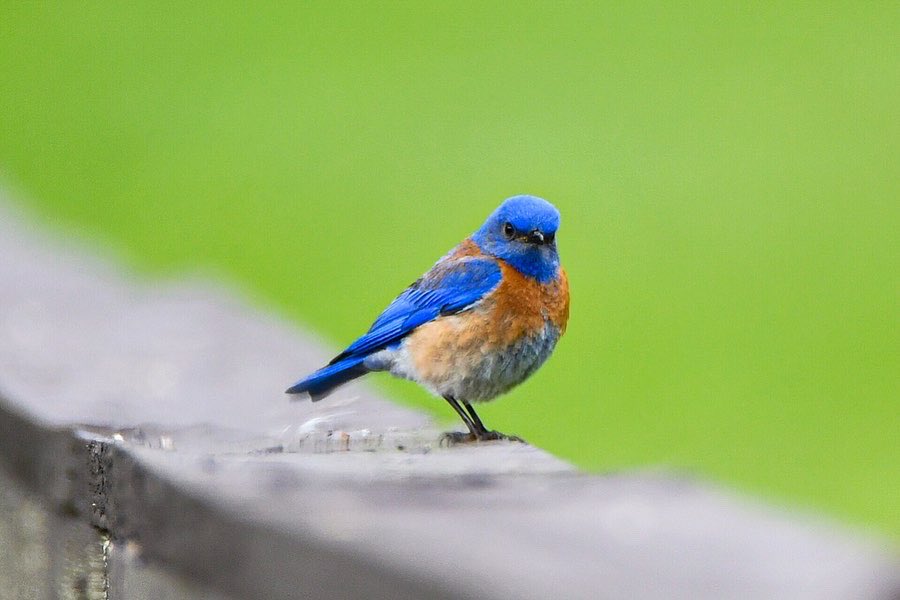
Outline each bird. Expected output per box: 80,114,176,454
286,195,569,443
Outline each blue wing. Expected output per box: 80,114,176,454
286,256,501,399
335,257,502,361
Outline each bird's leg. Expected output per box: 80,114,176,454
461,400,489,435
462,400,526,444
441,396,478,444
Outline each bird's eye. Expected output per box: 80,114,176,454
503,222,515,239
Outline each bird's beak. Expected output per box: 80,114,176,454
526,230,545,245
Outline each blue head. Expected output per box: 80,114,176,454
472,195,561,283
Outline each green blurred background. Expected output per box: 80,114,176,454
1,3,897,537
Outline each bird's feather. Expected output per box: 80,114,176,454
285,255,502,399
284,355,368,399
335,256,501,361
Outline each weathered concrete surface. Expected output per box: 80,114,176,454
0,197,898,600
0,466,234,600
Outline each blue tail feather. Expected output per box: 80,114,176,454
285,355,369,401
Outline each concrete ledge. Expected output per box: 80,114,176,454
1,198,898,600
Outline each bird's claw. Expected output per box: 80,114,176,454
481,430,526,444
440,431,475,446
440,430,526,446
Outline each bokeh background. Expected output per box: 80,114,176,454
1,4,897,537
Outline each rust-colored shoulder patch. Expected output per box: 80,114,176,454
450,238,486,259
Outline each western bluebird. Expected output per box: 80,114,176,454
286,195,569,443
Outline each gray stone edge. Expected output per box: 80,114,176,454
0,395,460,600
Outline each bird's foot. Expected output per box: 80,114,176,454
439,430,526,446
477,430,526,444
439,431,476,446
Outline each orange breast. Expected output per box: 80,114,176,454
490,262,569,344
405,261,569,388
